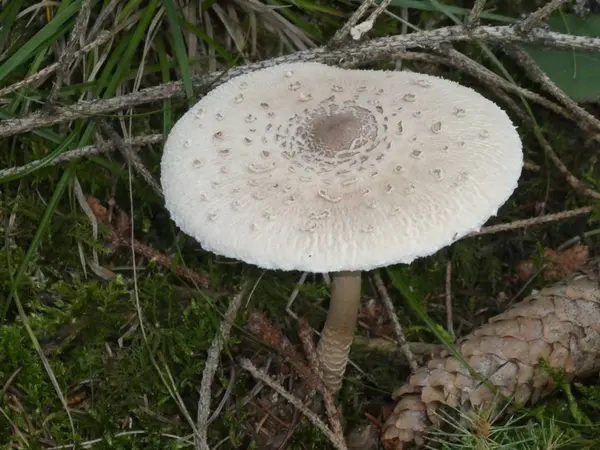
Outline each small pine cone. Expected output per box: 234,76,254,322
382,271,600,449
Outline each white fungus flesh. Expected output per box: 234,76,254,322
160,62,523,273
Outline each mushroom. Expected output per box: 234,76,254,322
160,62,523,393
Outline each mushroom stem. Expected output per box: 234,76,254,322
317,270,362,393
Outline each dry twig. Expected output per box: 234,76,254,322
0,31,115,99
466,0,488,28
508,46,600,138
353,336,443,362
471,206,594,236
372,272,418,372
330,0,377,44
0,134,163,180
436,47,573,121
3,25,600,138
517,0,571,32
444,261,455,338
246,312,323,389
46,0,93,105
536,133,600,200
196,282,251,450
87,196,212,289
297,318,345,440
239,357,348,450
97,121,163,199
246,312,347,444
108,234,212,288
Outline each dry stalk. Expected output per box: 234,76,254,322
466,0,488,29
537,133,600,200
372,272,419,372
0,134,163,180
471,207,594,236
46,0,93,105
435,47,575,122
246,312,347,443
246,312,323,390
97,121,163,199
353,337,443,361
508,46,600,138
517,0,572,32
297,318,346,440
239,357,348,450
3,25,600,138
0,31,115,99
107,234,212,288
196,282,251,450
86,196,212,289
365,0,394,27
330,0,377,44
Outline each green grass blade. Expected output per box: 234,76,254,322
0,133,78,183
387,0,516,23
163,0,194,103
10,291,75,437
0,108,62,143
180,20,236,65
0,0,82,86
2,164,76,319
0,0,24,54
385,267,522,409
101,0,160,98
156,37,173,135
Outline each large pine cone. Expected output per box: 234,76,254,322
381,271,600,449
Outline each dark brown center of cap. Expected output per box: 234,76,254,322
309,111,364,157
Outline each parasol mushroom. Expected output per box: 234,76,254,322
160,62,523,393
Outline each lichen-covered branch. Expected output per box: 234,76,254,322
2,25,600,138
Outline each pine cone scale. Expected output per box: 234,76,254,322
382,271,600,450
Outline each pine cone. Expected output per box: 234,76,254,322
381,271,600,449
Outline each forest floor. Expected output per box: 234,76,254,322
1,0,600,449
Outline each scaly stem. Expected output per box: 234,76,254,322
317,270,362,393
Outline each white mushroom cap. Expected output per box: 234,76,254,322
160,62,523,273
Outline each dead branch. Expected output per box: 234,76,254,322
239,357,348,450
0,134,163,180
297,318,346,440
331,0,377,44
471,206,593,236
97,121,163,199
466,0,488,29
0,31,115,98
372,272,419,372
508,46,600,136
196,282,251,450
46,0,93,105
2,25,600,138
107,234,212,289
86,196,212,289
352,336,443,362
246,312,324,390
517,0,571,32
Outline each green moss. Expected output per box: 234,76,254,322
2,0,600,448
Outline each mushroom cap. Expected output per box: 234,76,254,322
160,62,523,273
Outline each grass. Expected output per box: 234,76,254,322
1,0,600,449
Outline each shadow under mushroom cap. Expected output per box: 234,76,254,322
160,62,523,273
